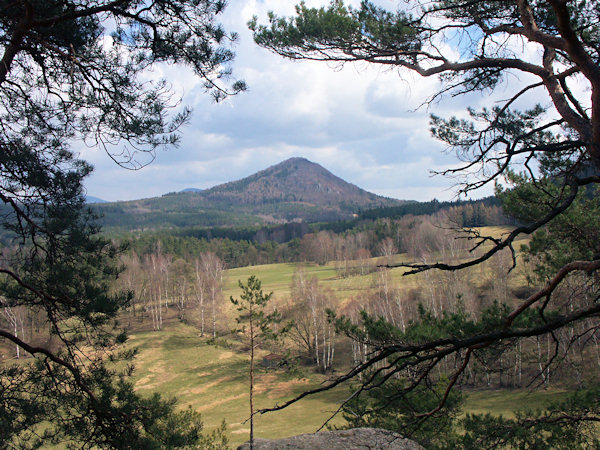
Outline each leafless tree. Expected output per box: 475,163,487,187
200,252,225,338
288,268,337,371
377,237,397,266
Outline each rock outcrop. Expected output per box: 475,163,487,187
237,427,424,449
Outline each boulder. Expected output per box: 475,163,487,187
237,427,424,449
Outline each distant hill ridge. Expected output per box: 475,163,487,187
85,195,108,204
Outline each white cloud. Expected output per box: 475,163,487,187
83,1,503,203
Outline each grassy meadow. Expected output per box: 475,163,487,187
129,322,347,447
123,227,559,447
129,320,568,447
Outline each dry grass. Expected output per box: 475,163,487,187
129,322,347,447
128,319,572,447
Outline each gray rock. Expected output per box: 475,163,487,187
237,427,424,449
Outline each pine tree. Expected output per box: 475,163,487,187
0,1,243,446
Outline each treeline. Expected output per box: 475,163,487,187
358,196,505,223
95,203,263,231
121,201,511,268
96,195,510,241
126,233,299,268
171,221,310,244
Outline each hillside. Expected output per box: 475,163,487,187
201,157,397,208
94,157,403,230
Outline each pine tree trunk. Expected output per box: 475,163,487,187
250,309,255,450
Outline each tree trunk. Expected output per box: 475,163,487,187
249,306,255,450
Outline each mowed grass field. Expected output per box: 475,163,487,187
129,322,348,447
129,321,568,447
126,227,557,447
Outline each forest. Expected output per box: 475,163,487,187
118,199,510,268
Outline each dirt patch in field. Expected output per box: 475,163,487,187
253,374,277,395
196,393,246,411
188,376,234,394
266,379,308,399
134,375,154,390
254,374,309,398
134,359,178,391
218,351,234,360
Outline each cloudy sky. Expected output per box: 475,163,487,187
81,0,501,203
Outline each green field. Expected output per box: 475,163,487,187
222,226,530,312
224,261,376,304
129,322,347,447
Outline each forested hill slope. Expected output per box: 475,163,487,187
94,157,404,230
201,157,399,208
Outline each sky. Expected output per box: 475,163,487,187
80,0,505,203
